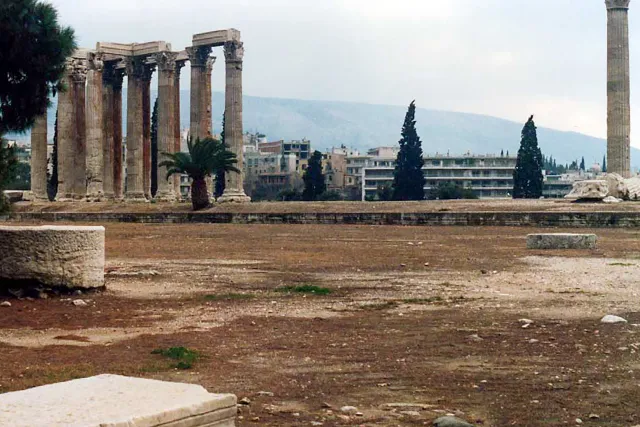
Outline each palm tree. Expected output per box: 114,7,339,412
159,137,239,210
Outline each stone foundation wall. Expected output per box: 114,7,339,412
4,211,640,228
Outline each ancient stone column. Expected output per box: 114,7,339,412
174,60,186,199
124,57,146,201
71,59,88,200
29,108,48,200
102,63,116,199
112,69,125,199
219,41,250,203
142,64,154,199
56,61,74,201
86,52,104,201
606,0,632,177
154,52,178,201
186,46,213,141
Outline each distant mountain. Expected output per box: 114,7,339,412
14,90,635,168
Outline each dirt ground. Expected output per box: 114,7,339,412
1,223,640,426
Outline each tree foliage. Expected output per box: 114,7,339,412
602,154,607,173
150,97,158,197
513,115,543,199
579,156,585,172
392,101,425,201
427,182,477,200
0,140,18,211
159,137,239,211
376,185,392,201
302,150,325,201
214,112,226,200
0,0,76,134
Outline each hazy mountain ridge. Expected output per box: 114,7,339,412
19,90,635,168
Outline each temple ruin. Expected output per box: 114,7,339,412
29,29,250,203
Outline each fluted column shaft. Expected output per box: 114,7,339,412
154,52,178,201
187,46,213,141
30,108,48,200
57,64,74,200
606,0,632,177
113,70,124,199
174,61,185,198
142,65,154,199
86,52,104,200
71,62,88,199
125,57,146,200
102,64,115,199
219,41,250,202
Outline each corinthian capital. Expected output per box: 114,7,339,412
124,56,145,79
186,46,212,68
606,0,630,10
224,41,244,63
154,51,179,72
87,51,104,72
69,58,88,84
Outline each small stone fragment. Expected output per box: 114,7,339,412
257,391,274,397
0,301,11,307
239,397,251,405
340,406,359,414
601,315,628,324
72,299,88,307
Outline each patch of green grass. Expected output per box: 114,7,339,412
204,293,255,301
360,301,399,311
275,285,332,295
151,346,200,370
608,262,636,267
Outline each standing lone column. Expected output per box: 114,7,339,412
219,41,250,203
154,52,178,201
124,57,147,201
606,0,632,177
86,52,105,201
29,107,48,200
102,63,116,199
142,64,154,200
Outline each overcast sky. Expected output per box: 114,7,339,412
50,0,639,145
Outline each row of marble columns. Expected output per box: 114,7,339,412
29,40,249,202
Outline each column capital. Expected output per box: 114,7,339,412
224,40,244,63
186,46,212,68
206,56,217,72
606,0,630,10
87,51,104,72
103,62,125,90
175,59,187,78
68,58,88,84
142,63,155,82
124,56,146,79
154,51,179,72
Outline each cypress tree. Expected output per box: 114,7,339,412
214,112,226,200
392,101,425,201
302,150,325,201
150,98,158,197
580,157,585,171
513,115,543,199
47,109,58,201
602,154,607,173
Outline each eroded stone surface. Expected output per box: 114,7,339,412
526,233,597,250
0,225,105,289
565,180,609,201
0,374,236,427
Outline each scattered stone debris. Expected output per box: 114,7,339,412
340,406,359,414
468,334,484,342
257,391,274,397
600,315,628,324
433,415,475,427
72,299,88,307
239,397,251,405
1,301,11,307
